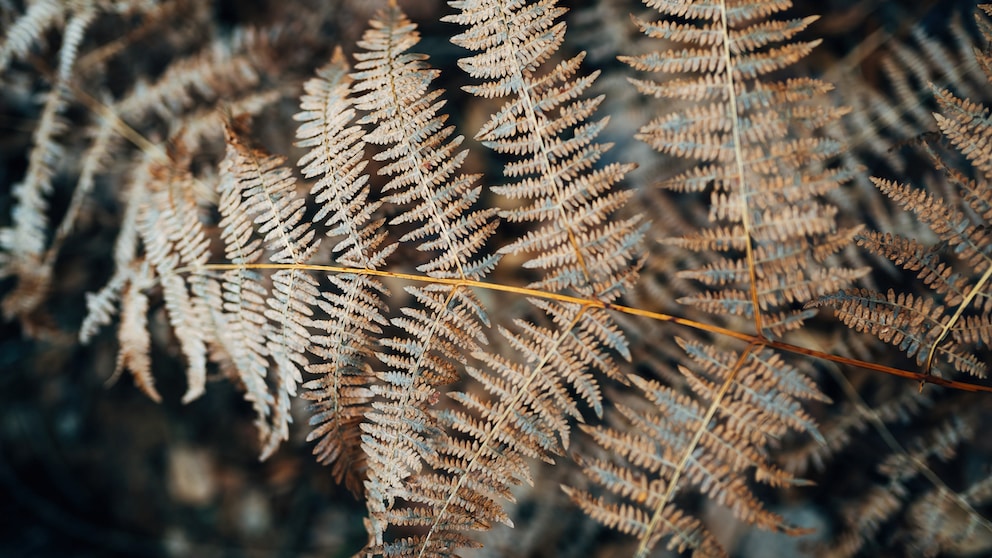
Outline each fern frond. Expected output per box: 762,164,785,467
626,0,865,337
0,0,64,73
568,339,826,557
402,2,650,553
351,8,499,281
565,481,723,557
348,6,502,552
820,7,992,241
294,49,395,492
855,232,967,305
445,0,643,300
220,120,320,458
79,152,150,344
114,31,262,126
210,145,276,447
401,303,603,557
823,416,982,558
306,272,387,493
0,2,97,321
116,264,159,403
818,46,992,378
811,289,984,377
10,2,992,557
137,149,212,403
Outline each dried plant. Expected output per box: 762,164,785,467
3,1,992,557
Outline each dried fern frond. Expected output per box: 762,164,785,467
567,339,827,557
415,300,629,555
815,32,992,378
625,0,866,338
294,49,394,493
137,146,212,403
9,1,992,557
75,33,286,450
808,14,992,553
811,288,984,377
347,5,503,553
115,263,159,402
7,5,278,333
558,2,863,555
442,0,646,445
218,119,321,458
0,1,97,323
445,0,644,301
832,11,989,176
0,0,66,74
821,416,986,558
379,2,652,554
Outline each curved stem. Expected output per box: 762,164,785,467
183,262,992,394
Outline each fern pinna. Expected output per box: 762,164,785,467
6,0,992,557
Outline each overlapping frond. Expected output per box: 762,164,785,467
79,152,151,346
347,6,502,553
209,159,276,448
294,49,395,493
815,42,992,378
217,120,321,458
136,147,212,403
382,2,649,554
821,416,985,558
0,1,97,322
115,265,158,402
624,0,866,337
410,298,636,556
445,0,643,300
9,2,992,557
555,2,862,554
4,5,272,333
0,0,65,73
567,339,827,557
826,8,989,216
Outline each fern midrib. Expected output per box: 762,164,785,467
493,2,594,293
719,0,765,337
